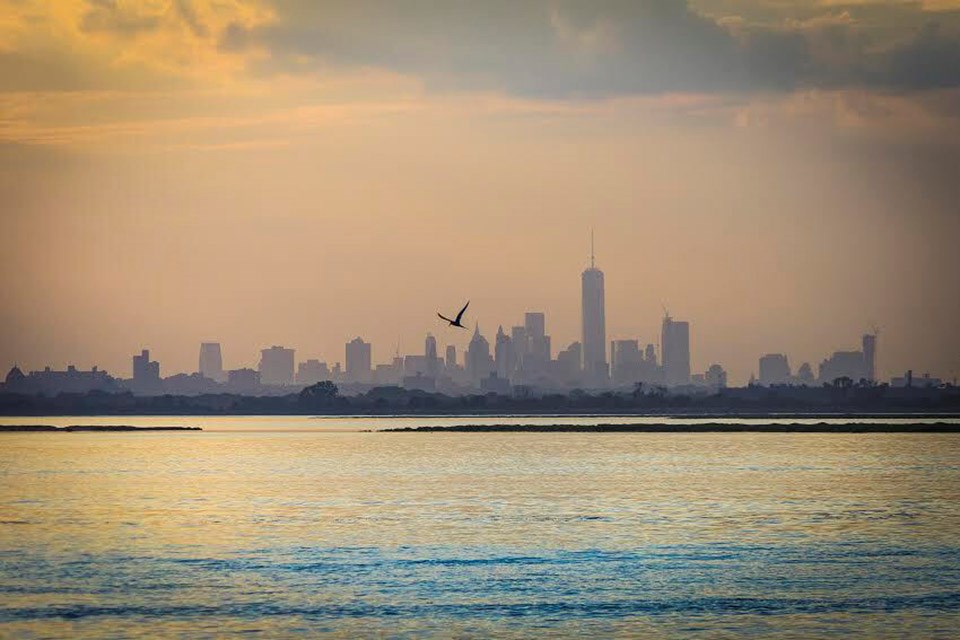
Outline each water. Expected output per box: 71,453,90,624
2,417,960,638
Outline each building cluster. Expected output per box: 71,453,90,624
756,334,880,387
1,250,949,397
752,333,946,388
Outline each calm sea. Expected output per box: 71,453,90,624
2,416,960,638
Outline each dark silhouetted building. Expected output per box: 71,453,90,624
131,349,161,393
133,349,160,383
610,339,662,386
555,341,582,383
891,370,941,388
705,364,727,388
5,365,25,387
445,345,457,369
645,343,657,365
164,373,220,395
403,354,429,377
227,368,260,393
259,346,295,386
819,351,865,384
661,314,690,387
345,337,372,383
611,339,642,385
199,342,224,382
759,353,791,386
4,364,120,395
465,324,494,385
403,372,436,392
862,333,877,382
581,245,607,383
510,325,528,376
297,359,330,385
424,334,440,377
495,326,515,380
817,333,878,384
481,372,511,394
374,358,404,386
517,312,552,382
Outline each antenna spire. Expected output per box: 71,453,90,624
590,229,595,269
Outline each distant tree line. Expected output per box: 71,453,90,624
1,380,958,416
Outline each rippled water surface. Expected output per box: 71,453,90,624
2,419,960,638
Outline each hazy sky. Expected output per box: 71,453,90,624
1,0,959,385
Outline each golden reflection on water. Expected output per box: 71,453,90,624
2,427,960,638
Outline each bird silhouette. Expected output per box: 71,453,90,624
438,301,469,328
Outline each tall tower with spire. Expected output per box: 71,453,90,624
581,231,607,383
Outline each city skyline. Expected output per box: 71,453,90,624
4,225,955,386
1,242,938,389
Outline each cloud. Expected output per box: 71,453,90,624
881,20,960,88
219,0,960,97
2,0,958,98
174,0,209,38
220,1,749,97
0,0,270,93
80,0,162,36
1,0,958,154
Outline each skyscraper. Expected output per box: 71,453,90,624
611,339,642,384
862,333,877,382
555,341,582,381
581,235,607,382
132,349,160,383
198,342,224,382
661,314,690,386
297,359,330,385
705,364,728,389
525,312,545,339
524,312,551,363
445,345,457,369
345,337,372,383
758,353,791,386
465,324,494,385
495,326,515,380
259,346,295,386
425,333,439,377
510,325,528,374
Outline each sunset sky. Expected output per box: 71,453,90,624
1,0,959,384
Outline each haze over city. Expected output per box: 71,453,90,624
4,4,960,639
2,0,960,385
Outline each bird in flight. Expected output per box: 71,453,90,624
438,301,470,328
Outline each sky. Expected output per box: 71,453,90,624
1,0,959,385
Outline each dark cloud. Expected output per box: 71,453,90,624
881,21,960,90
79,0,209,38
174,0,209,38
223,0,749,97
219,0,960,97
81,0,162,36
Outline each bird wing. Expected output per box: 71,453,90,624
438,313,454,323
454,301,470,323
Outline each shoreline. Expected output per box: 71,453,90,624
382,422,960,433
0,425,202,432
